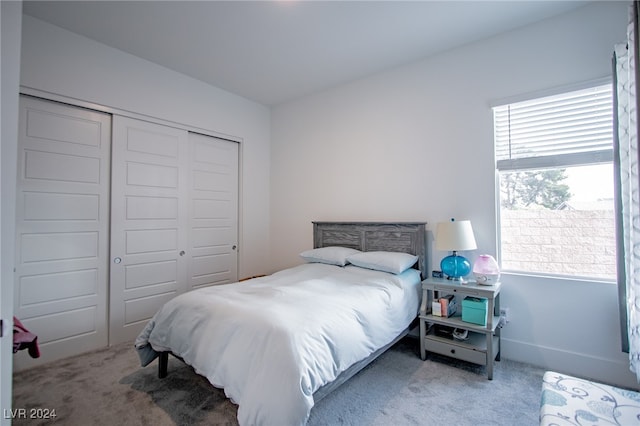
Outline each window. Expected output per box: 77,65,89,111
493,83,616,280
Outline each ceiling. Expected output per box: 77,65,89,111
23,0,592,106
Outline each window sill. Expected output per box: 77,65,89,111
500,270,616,286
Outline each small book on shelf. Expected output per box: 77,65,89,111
432,294,457,317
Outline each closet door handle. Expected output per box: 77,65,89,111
113,257,122,264
179,251,185,256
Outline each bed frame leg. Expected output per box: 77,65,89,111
158,352,168,378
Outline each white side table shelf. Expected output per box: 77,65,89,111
419,277,503,380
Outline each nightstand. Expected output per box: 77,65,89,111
419,277,503,380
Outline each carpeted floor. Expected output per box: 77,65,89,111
11,337,544,425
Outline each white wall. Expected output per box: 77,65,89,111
1,1,22,421
271,2,635,388
20,15,272,280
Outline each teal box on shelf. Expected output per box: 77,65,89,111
462,296,488,326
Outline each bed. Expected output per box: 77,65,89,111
135,221,427,425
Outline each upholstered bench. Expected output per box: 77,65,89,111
540,371,640,425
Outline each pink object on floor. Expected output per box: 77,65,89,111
13,317,40,358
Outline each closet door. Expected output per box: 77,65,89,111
14,96,111,368
110,116,189,344
110,118,239,344
187,133,238,290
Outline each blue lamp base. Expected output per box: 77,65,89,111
440,252,471,281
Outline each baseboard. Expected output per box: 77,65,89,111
502,337,639,390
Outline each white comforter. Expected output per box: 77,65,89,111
135,263,421,426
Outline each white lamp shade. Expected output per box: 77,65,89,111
435,220,477,252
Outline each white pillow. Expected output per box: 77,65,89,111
299,246,362,266
346,251,419,274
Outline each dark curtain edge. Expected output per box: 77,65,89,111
613,48,629,353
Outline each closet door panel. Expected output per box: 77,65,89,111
187,133,238,290
23,192,99,220
110,116,189,344
14,96,111,370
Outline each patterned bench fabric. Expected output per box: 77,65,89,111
540,371,640,425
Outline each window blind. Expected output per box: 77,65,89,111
494,84,613,171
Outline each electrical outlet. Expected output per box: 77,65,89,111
500,307,510,323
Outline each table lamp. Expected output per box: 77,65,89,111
435,218,477,281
